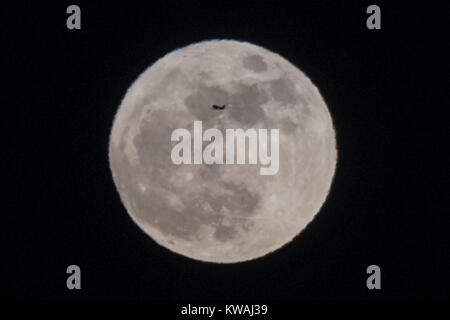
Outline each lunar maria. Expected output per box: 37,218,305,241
171,120,279,175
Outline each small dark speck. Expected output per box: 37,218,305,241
212,104,226,110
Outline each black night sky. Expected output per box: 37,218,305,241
3,0,448,307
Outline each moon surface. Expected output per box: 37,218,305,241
109,40,337,263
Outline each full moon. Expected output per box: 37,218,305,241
109,40,337,263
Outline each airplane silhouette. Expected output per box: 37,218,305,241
212,104,226,110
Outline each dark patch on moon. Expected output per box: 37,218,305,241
184,85,230,122
281,118,298,133
269,78,297,105
227,83,269,126
184,82,269,127
134,110,174,172
199,165,222,180
118,125,130,151
220,181,261,216
302,104,311,115
213,225,237,242
242,55,267,73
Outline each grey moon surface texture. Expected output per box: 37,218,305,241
109,40,337,263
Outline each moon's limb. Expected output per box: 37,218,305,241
109,40,337,263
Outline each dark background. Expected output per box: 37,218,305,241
2,0,448,303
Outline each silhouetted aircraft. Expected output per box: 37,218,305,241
212,104,226,110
